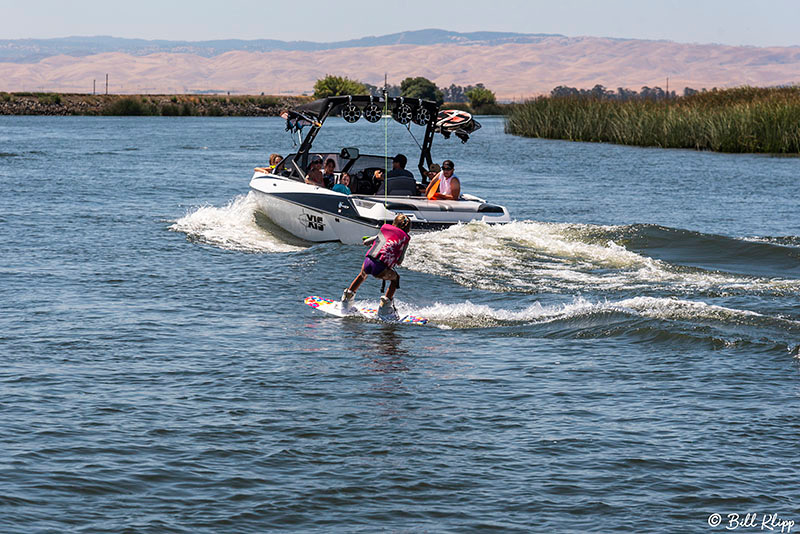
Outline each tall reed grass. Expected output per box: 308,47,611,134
506,86,800,153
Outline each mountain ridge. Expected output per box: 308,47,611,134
1,30,798,99
0,30,564,63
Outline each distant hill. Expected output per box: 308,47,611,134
1,30,798,99
0,30,559,63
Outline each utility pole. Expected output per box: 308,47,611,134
93,79,96,95
105,74,108,95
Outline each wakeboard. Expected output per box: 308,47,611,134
304,295,428,325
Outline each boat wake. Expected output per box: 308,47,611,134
746,235,800,249
169,193,304,253
403,295,800,353
170,205,798,349
404,221,800,297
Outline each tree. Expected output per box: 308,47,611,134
551,85,580,98
640,86,665,100
442,83,466,102
400,77,444,106
465,86,496,108
313,74,368,98
616,87,639,101
590,84,611,99
363,83,401,97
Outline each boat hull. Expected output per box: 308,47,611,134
250,187,377,244
249,173,511,245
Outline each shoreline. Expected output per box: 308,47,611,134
0,92,310,116
0,91,502,116
7,88,798,155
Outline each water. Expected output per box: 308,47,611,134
1,115,799,533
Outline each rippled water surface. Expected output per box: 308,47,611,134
2,116,799,533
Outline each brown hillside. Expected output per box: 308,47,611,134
1,37,799,99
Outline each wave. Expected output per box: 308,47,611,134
597,224,800,277
401,295,800,353
404,221,800,296
169,193,303,253
745,235,800,249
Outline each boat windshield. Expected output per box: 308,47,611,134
342,154,391,175
271,152,389,182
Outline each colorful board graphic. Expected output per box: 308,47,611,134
304,295,428,325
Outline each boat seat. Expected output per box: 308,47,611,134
351,168,381,195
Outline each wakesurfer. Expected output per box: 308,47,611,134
341,214,412,319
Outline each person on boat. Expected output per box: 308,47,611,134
424,159,460,200
323,158,337,189
253,153,283,175
425,163,441,182
376,154,417,196
420,163,441,194
305,158,325,187
341,213,412,319
268,153,283,172
332,173,351,195
371,169,385,194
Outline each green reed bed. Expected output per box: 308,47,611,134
0,92,307,117
506,86,800,153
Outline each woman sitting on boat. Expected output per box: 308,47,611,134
268,153,282,171
305,158,325,187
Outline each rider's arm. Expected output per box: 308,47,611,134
396,241,408,265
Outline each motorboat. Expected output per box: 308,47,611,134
249,94,511,244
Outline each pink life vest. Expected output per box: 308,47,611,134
366,224,410,268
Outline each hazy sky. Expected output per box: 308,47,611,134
2,0,798,47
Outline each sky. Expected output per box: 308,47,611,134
1,0,799,48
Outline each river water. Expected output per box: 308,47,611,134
1,115,799,533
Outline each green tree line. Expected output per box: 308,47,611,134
312,74,498,113
550,84,721,101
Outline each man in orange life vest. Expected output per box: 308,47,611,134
424,159,460,200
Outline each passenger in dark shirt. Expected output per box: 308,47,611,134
322,158,336,189
387,154,414,179
376,154,417,196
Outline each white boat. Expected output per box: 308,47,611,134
249,95,511,244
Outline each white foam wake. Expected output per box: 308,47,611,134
169,192,303,253
403,295,800,336
404,221,800,295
